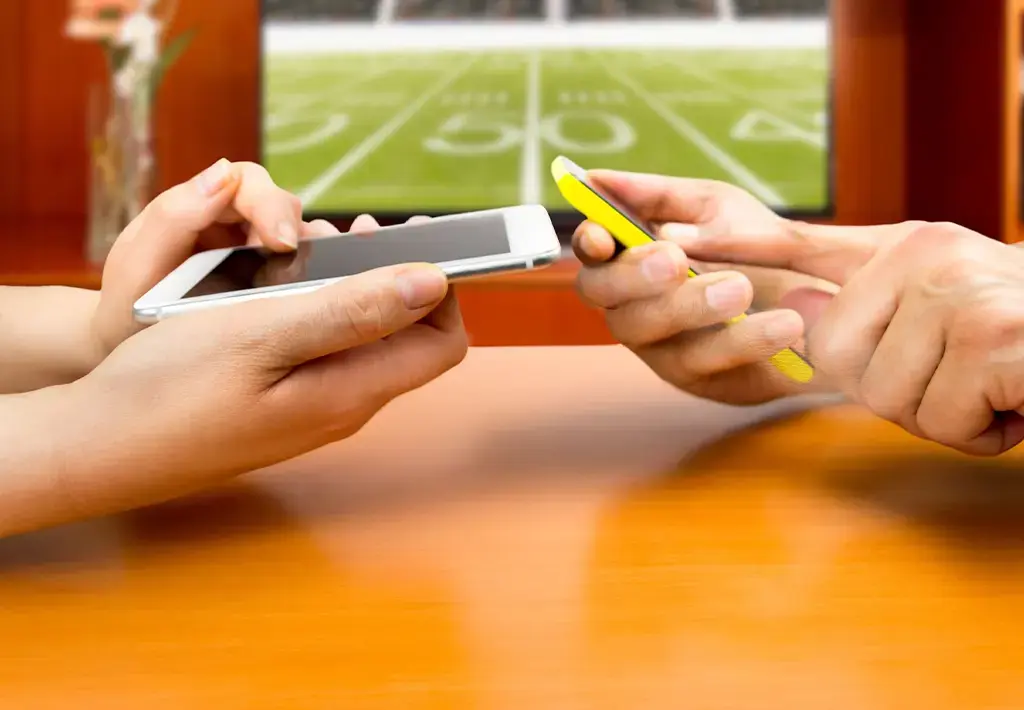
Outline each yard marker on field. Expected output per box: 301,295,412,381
600,90,626,105
730,109,822,147
297,56,480,207
520,51,542,205
595,56,785,208
671,61,825,149
655,89,728,105
267,114,351,156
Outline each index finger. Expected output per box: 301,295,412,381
218,161,303,252
589,170,726,224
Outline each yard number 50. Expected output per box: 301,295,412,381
423,111,637,156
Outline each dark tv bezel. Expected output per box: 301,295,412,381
257,1,836,236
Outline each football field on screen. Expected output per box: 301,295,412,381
263,48,829,215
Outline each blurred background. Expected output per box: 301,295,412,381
0,0,1020,344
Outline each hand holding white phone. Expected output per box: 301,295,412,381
134,205,561,323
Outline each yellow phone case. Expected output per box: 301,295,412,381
551,155,814,384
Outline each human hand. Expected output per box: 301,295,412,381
573,171,840,405
91,159,342,360
36,237,467,529
671,216,1024,456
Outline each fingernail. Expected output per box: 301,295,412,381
660,222,699,241
705,277,750,313
195,158,232,197
396,267,447,309
580,228,601,254
640,250,679,283
278,221,299,249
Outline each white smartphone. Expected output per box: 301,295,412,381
133,204,561,323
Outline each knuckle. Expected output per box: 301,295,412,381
886,223,992,302
436,323,470,370
857,381,908,425
235,160,270,180
915,415,965,452
576,269,616,309
609,298,673,346
951,299,1024,352
805,327,851,376
603,311,636,345
143,184,184,221
896,221,962,256
335,289,388,340
892,219,930,239
896,222,977,274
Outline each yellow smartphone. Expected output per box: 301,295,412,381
551,155,814,384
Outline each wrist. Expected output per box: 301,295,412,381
0,383,85,536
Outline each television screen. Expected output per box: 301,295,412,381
261,0,832,222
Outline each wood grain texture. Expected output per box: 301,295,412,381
2,346,1024,708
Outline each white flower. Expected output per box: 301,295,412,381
119,11,162,64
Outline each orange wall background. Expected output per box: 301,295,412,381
0,0,260,223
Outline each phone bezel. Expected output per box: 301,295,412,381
133,205,560,321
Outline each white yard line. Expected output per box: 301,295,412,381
297,56,479,207
596,56,786,208
670,60,825,148
729,108,824,148
520,51,542,205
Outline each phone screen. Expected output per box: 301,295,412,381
184,213,511,299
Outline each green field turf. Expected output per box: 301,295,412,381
263,48,829,215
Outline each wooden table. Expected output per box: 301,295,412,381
3,346,1024,708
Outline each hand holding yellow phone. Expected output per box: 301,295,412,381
550,155,814,384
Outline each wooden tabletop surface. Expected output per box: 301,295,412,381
3,345,1024,708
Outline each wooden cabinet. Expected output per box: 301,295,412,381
898,0,1018,242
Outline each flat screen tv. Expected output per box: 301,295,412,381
261,0,833,228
